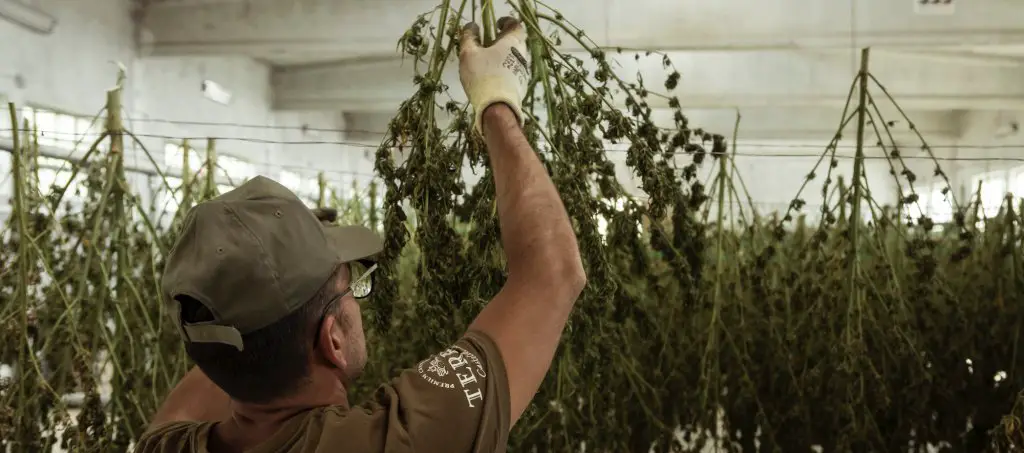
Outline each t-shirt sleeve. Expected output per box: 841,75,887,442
371,330,511,453
132,421,200,453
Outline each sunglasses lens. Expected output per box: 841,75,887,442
349,262,373,299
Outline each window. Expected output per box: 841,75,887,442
56,114,74,146
278,170,302,192
279,169,318,204
19,106,97,150
219,154,255,185
971,171,1008,218
217,184,234,195
0,152,10,203
0,106,10,138
346,181,362,200
165,148,254,186
33,109,56,147
1010,166,1024,199
596,197,626,239
924,183,954,224
77,117,94,143
34,156,88,203
163,143,203,171
287,176,320,204
155,176,185,214
904,183,954,224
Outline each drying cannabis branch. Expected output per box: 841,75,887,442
0,71,225,451
0,8,1022,453
365,2,1024,452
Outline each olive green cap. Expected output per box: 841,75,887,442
161,175,382,351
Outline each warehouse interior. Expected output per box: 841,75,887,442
2,0,1024,451
0,0,1021,221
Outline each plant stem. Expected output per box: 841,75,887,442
205,138,217,197
848,48,870,345
481,0,495,44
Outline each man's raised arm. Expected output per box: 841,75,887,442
458,17,587,426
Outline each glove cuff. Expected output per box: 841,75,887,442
472,97,525,136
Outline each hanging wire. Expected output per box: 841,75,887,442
6,113,1012,148
1,127,1023,155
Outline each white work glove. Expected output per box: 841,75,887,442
458,16,531,135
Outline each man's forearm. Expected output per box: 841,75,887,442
481,104,583,283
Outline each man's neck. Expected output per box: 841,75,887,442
211,376,349,452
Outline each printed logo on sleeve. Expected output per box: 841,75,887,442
416,346,486,408
426,356,449,378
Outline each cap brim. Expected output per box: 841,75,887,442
324,224,383,262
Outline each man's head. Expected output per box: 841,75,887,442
160,177,381,404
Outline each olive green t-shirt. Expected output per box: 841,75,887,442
134,331,510,453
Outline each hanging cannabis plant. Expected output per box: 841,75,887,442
1,12,1022,453
0,73,222,452
360,4,1024,450
364,0,718,451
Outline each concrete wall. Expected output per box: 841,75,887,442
0,0,1008,227
337,108,960,226
950,110,1024,189
141,0,1024,60
604,137,954,224
943,110,1024,216
0,0,375,219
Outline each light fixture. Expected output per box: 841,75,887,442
201,80,233,105
913,0,955,15
0,0,57,34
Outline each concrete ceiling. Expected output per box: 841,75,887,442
137,0,1024,142
964,44,1024,57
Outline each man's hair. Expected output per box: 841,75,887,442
179,264,346,403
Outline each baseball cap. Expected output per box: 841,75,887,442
161,175,383,351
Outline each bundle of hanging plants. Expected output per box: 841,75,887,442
0,77,225,451
0,15,1020,452
355,16,1024,450
706,58,1024,452
357,0,719,451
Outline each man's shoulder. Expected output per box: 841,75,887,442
303,405,388,451
134,421,205,453
132,409,381,453
337,332,510,452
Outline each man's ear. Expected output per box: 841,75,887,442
316,314,348,370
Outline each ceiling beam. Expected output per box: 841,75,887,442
139,0,1024,62
340,106,957,144
271,49,1024,112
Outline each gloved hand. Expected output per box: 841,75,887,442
458,16,531,135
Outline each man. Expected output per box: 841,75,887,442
135,16,586,453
